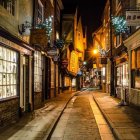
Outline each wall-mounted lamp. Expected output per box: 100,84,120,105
18,21,32,35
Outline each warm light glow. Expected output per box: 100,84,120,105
83,61,87,65
93,49,98,54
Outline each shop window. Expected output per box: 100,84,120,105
34,51,42,92
0,46,18,99
116,63,128,87
131,48,140,89
0,0,15,16
122,63,129,86
116,66,122,86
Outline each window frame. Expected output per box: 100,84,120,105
131,48,140,89
0,45,18,100
0,0,16,16
37,0,44,24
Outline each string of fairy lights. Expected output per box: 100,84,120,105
112,16,129,34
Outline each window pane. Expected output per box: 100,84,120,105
3,61,6,72
0,86,2,99
6,86,11,97
0,60,3,72
3,48,7,60
7,62,11,73
3,86,6,98
13,85,16,96
0,47,2,59
0,74,2,85
7,49,11,61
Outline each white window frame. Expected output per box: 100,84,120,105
37,0,44,24
0,46,18,99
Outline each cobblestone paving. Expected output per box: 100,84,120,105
51,93,101,140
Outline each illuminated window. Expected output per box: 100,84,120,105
131,48,140,89
0,0,15,16
116,63,128,87
34,51,42,92
0,46,18,99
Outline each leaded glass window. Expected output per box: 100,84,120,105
0,46,18,99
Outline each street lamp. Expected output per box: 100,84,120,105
83,61,87,65
93,49,98,55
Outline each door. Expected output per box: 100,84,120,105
20,55,29,113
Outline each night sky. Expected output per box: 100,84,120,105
62,0,106,47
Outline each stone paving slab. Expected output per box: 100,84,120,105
0,92,76,140
92,91,140,140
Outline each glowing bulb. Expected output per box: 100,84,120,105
93,49,98,54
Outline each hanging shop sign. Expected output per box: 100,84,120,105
61,59,68,68
93,64,97,69
47,47,58,57
98,57,107,64
53,55,59,62
126,10,140,26
30,29,47,46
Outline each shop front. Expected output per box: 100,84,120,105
115,57,129,103
34,50,52,108
124,29,140,106
0,29,33,127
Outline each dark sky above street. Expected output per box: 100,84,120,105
62,0,106,47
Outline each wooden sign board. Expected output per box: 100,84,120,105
30,29,47,46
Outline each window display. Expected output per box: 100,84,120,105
116,63,128,86
116,66,122,86
122,63,129,86
0,46,18,99
131,48,140,89
34,51,42,92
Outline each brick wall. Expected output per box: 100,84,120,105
0,98,19,128
34,92,43,109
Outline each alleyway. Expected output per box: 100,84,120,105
50,90,114,140
0,90,115,140
1,89,140,140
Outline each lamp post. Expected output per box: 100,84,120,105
109,0,115,96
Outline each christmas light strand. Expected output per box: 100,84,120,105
112,16,129,34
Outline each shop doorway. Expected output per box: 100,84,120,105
43,57,51,99
20,55,30,113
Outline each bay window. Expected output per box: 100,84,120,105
0,46,18,99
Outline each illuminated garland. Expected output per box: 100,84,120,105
112,16,128,34
36,16,53,41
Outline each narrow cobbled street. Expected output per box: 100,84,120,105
50,91,114,140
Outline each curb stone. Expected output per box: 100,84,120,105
92,94,119,140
